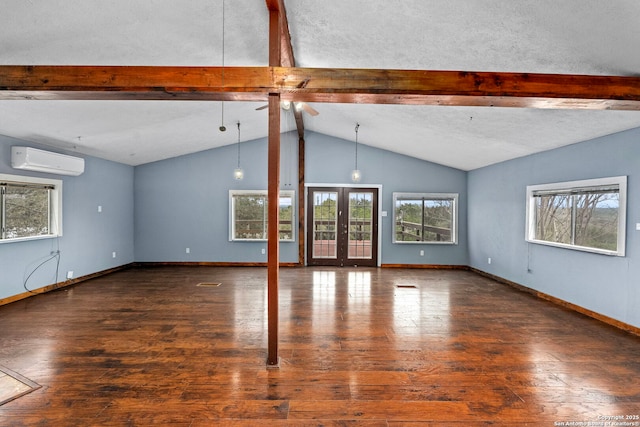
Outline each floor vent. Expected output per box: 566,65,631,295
196,282,222,287
396,285,418,289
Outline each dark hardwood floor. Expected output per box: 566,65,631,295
0,266,639,426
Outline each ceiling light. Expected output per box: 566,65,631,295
234,121,243,180
352,123,361,183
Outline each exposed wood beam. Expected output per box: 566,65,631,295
274,68,640,110
0,65,268,101
265,0,296,68
265,0,305,140
268,5,282,67
1,66,640,110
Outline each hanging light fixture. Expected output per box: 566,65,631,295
351,123,361,183
219,0,227,132
234,121,244,180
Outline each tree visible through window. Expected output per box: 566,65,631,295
393,193,458,244
526,176,626,256
230,190,294,241
0,174,62,243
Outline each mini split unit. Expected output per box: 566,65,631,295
11,146,85,176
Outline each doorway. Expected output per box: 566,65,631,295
306,187,379,267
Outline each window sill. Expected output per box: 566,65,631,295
393,241,457,245
0,234,60,244
526,239,624,257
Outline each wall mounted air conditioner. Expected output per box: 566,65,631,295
11,146,85,176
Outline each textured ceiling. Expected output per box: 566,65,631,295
1,0,639,170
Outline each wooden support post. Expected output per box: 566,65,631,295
298,136,305,266
267,92,281,367
266,4,281,368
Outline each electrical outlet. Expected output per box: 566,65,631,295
112,251,117,258
488,257,492,264
419,250,424,256
98,205,102,213
186,247,190,254
67,271,74,279
261,248,266,255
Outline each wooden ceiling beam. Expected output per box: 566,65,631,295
1,65,640,110
265,0,296,68
265,0,305,139
273,68,640,110
0,65,269,101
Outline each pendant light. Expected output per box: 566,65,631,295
234,121,244,180
351,123,361,183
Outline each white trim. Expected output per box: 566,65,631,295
229,189,296,242
525,176,626,257
0,173,63,243
392,192,459,245
305,182,382,189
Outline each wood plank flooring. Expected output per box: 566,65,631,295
0,266,639,426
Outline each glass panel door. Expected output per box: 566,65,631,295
307,187,378,267
347,191,374,260
311,190,338,261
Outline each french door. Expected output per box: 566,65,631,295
307,187,378,267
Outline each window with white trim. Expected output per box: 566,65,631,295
0,173,63,243
393,193,458,244
230,190,295,241
526,176,626,256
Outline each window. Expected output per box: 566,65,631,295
393,193,458,244
526,176,626,256
0,174,63,243
230,190,295,241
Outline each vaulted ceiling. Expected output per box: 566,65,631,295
1,0,640,170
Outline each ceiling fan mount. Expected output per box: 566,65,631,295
255,101,319,116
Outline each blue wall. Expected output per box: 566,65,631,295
134,132,300,263
0,136,134,300
4,125,638,330
468,127,640,328
306,132,469,266
133,131,468,266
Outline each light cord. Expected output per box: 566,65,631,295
354,123,360,169
237,121,241,168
